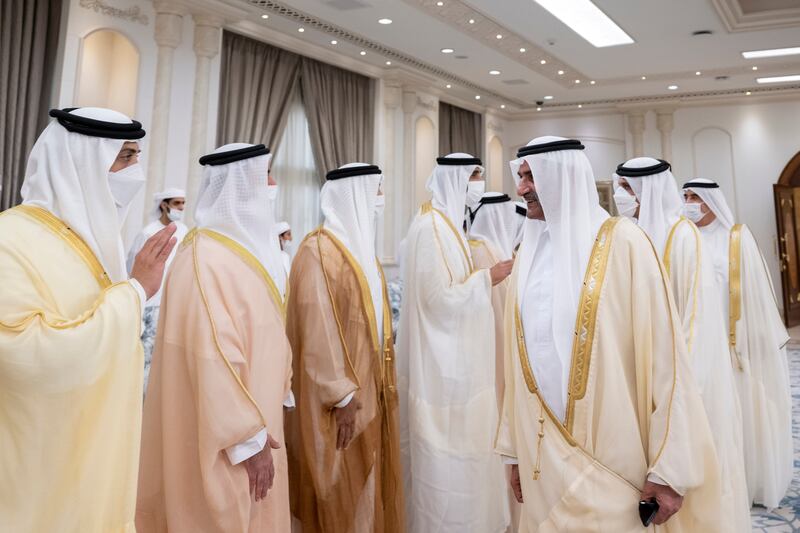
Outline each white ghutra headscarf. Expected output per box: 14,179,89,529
469,192,519,260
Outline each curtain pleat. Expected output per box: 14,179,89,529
438,101,483,159
0,0,62,210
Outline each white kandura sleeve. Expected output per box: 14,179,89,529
283,390,296,409
128,279,147,319
225,427,268,466
334,391,355,408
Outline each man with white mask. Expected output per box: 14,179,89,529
683,178,792,509
286,163,404,533
468,191,524,528
137,143,292,532
127,187,188,392
613,158,749,531
274,220,293,277
498,138,723,531
397,153,512,532
0,107,176,532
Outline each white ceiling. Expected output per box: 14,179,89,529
226,0,800,110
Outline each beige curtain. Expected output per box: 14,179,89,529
438,101,483,158
0,0,62,210
299,58,374,180
216,31,301,150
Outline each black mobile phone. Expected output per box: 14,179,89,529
638,499,659,527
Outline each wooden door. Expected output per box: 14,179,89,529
774,185,800,326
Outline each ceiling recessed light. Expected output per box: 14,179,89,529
742,46,800,59
331,40,338,45
496,34,503,39
574,79,581,84
558,70,564,75
668,85,678,90
385,61,392,65
500,104,506,109
540,59,547,64
537,107,542,111
475,95,481,100
752,66,758,71
441,48,454,54
261,14,269,19
757,74,800,84
360,50,366,56
298,27,305,32
746,91,752,95
520,47,527,53
436,1,443,5
590,80,596,85
489,69,501,75
641,76,646,80
533,0,634,48
695,71,701,75
468,18,475,24
378,18,392,24
544,95,554,100
578,104,583,108
446,84,451,88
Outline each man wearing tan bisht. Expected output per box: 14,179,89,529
136,143,292,532
286,163,404,532
497,137,724,532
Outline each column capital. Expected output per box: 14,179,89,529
655,109,675,133
384,84,403,109
154,10,184,49
402,90,417,114
627,111,646,135
192,15,222,59
152,0,186,16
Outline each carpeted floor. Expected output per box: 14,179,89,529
750,345,800,532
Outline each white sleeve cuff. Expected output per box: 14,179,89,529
225,427,267,466
334,391,355,408
283,390,296,409
647,473,667,486
502,456,519,465
128,279,148,317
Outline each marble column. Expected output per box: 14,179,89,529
656,108,675,163
143,2,184,220
381,84,402,264
627,111,646,158
401,89,417,231
184,15,222,226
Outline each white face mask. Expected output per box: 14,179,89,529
267,184,279,202
613,188,638,219
374,194,386,216
167,208,184,223
682,202,705,223
108,163,145,208
466,180,485,209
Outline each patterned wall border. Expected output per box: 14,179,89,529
79,0,149,25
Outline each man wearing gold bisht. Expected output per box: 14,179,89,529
286,163,404,532
0,107,176,532
496,136,724,532
136,143,292,532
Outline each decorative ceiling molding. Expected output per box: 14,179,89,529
241,0,525,106
79,0,149,25
599,60,800,86
402,0,586,88
711,0,800,32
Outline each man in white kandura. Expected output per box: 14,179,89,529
683,178,792,509
498,137,723,532
127,188,188,391
274,221,293,277
397,153,512,532
613,159,750,531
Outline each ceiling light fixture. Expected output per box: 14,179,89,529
261,14,268,19
544,95,554,100
537,107,542,111
540,59,547,64
298,27,305,32
742,46,800,59
436,1,444,5
385,61,392,65
500,104,506,109
578,104,583,108
469,18,475,24
590,80,596,84
520,47,527,53
378,18,392,24
331,40,338,45
746,91,752,95
752,66,758,71
757,74,800,84
668,85,678,90
446,84,452,88
557,70,564,75
532,0,634,48
641,76,646,80
496,34,503,39
489,70,501,75
441,48,454,54
360,50,366,56
574,79,581,83
695,71,701,75
475,95,481,100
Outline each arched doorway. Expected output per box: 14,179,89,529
773,149,800,325
75,29,140,116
